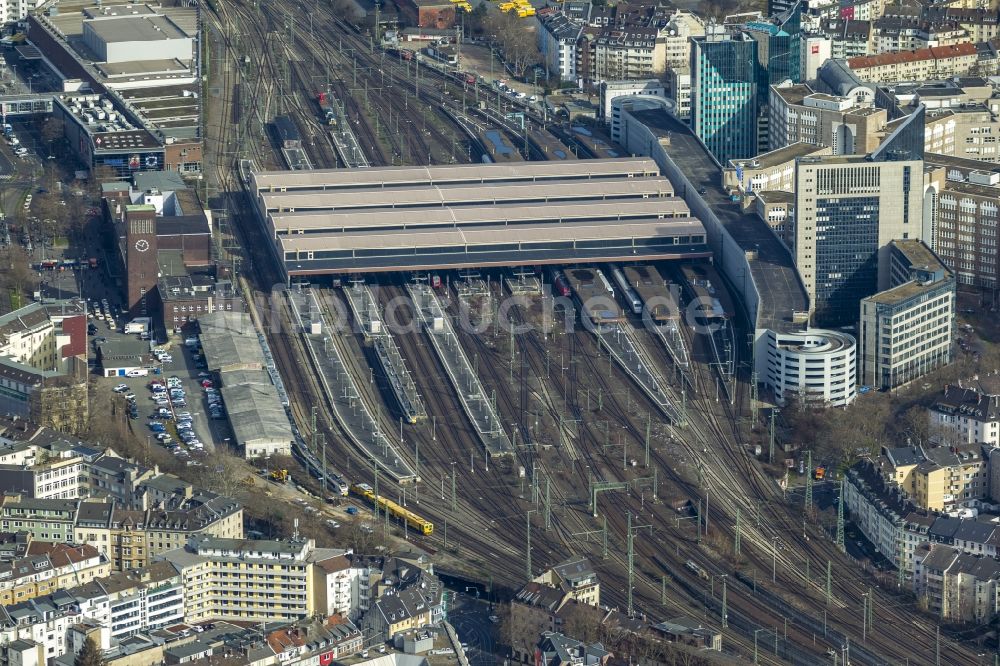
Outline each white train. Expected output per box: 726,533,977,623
609,264,643,315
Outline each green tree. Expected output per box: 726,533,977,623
74,637,105,666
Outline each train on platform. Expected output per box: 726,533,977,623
550,269,571,297
609,264,643,315
351,482,434,535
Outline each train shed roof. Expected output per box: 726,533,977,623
251,157,661,191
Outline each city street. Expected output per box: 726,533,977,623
447,593,497,666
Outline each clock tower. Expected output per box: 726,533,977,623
124,206,158,316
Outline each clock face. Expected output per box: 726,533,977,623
135,239,150,252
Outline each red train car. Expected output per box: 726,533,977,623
552,271,570,298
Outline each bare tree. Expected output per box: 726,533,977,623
484,11,540,78
202,450,255,499
40,117,64,157
0,244,37,298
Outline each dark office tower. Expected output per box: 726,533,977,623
794,155,924,327
691,30,760,164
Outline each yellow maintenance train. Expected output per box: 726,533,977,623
351,483,434,536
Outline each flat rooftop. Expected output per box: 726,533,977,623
893,239,948,274
221,381,293,448
84,15,188,42
259,178,674,212
629,108,808,332
280,217,708,274
866,278,951,306
729,142,825,170
46,1,197,42
267,198,692,235
924,153,1000,174
251,158,661,192
279,218,706,252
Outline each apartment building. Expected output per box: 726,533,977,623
311,553,386,621
0,594,83,664
769,82,886,154
0,542,109,606
880,442,988,510
859,240,955,391
871,16,934,53
928,380,1000,447
691,29,760,164
362,587,435,642
794,152,923,326
0,496,79,542
828,20,873,60
0,490,243,572
662,10,704,69
158,537,346,623
532,557,601,608
116,493,244,569
913,544,1000,623
88,457,159,505
0,443,95,501
71,562,184,638
843,458,992,575
848,43,979,82
537,11,583,83
0,301,88,433
584,27,666,82
265,616,363,662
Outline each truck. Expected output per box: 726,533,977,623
124,317,151,334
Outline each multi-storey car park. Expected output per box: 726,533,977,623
248,158,711,277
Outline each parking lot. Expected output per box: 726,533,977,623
94,324,231,462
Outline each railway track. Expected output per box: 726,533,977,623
202,1,983,659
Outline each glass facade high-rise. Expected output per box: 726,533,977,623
813,195,881,324
795,156,924,328
691,32,760,165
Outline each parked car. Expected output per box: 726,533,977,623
113,384,129,392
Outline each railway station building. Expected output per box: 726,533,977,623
249,159,711,278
